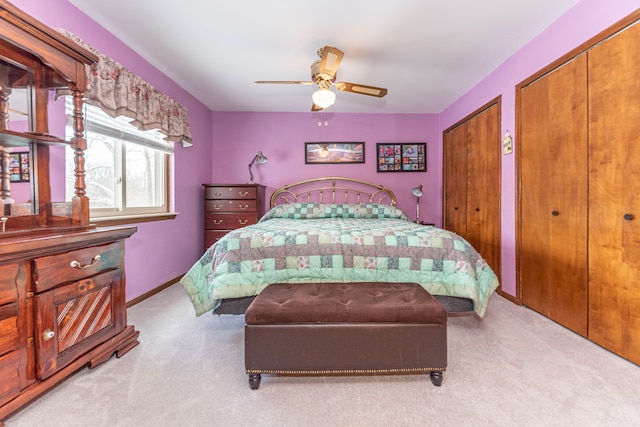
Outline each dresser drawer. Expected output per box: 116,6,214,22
205,213,257,230
0,303,19,357
205,199,257,213
33,241,124,293
205,186,257,200
0,264,20,306
0,350,22,407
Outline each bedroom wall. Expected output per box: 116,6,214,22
440,0,640,297
10,0,214,302
210,112,440,223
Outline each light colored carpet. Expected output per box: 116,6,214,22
5,284,640,427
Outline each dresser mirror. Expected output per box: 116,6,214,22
0,4,96,231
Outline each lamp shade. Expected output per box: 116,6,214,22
312,88,336,109
411,185,423,197
255,151,268,164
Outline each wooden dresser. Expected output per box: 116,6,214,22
0,226,138,420
0,1,138,422
203,184,266,249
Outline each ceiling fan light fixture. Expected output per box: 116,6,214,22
312,88,336,109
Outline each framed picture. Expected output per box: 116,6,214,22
9,152,30,182
376,143,427,172
305,142,365,164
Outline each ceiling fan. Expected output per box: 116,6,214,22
255,46,388,111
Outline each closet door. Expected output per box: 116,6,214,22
443,101,501,281
466,104,501,277
519,55,588,336
443,123,468,236
588,22,640,364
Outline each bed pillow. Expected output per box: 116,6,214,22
260,203,410,221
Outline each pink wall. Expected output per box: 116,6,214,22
7,0,638,303
441,0,640,296
211,112,440,222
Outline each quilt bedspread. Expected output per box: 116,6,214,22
180,203,500,318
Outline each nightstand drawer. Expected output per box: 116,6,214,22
205,213,257,230
206,199,257,213
33,241,124,293
205,186,257,200
205,231,228,248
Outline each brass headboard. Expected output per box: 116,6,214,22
270,177,397,208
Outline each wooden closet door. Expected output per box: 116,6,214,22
588,22,640,364
443,123,468,236
466,104,501,277
519,54,588,336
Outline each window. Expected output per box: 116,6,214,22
65,98,172,220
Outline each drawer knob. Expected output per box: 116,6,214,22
213,219,223,225
213,192,223,197
239,204,249,210
43,329,55,341
238,191,249,197
213,204,222,210
239,219,249,225
70,254,102,269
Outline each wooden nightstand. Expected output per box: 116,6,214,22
203,184,266,249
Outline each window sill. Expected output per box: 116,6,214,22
91,212,178,227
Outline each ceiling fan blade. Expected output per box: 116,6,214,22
334,81,388,97
311,102,324,112
318,46,344,80
255,80,315,85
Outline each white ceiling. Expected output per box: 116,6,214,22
69,0,581,114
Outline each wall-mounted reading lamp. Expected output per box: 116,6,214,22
411,185,423,224
248,151,268,184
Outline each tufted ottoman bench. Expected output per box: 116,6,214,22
244,282,447,389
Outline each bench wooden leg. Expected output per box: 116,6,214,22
249,373,261,390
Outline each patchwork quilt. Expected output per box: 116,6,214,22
180,203,500,318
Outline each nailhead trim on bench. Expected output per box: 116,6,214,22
246,367,446,375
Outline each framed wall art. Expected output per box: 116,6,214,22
305,142,365,164
376,143,427,172
9,152,30,182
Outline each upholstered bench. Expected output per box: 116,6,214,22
244,282,447,389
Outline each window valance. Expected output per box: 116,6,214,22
58,29,192,146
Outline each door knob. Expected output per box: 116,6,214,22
552,211,559,216
624,213,634,221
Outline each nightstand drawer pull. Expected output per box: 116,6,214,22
238,191,249,197
213,204,223,210
239,219,249,225
213,192,223,197
239,204,249,210
69,255,101,269
213,219,223,225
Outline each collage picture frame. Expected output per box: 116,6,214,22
376,143,426,172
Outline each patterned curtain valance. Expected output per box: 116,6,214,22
58,29,192,147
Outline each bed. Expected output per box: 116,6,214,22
180,177,500,319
